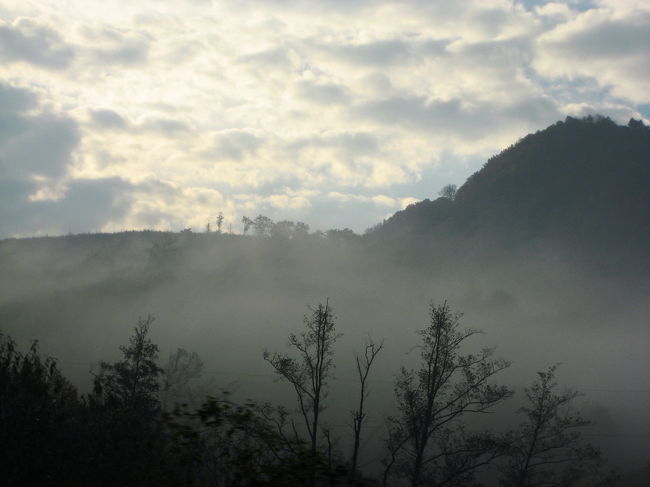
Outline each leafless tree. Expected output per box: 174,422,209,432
264,300,342,485
350,338,384,478
438,184,457,201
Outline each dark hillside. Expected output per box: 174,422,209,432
370,116,650,272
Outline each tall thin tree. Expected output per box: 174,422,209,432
264,300,342,484
350,338,384,479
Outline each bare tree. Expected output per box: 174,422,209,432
387,301,511,487
438,184,457,201
350,338,384,478
500,365,616,487
263,300,342,484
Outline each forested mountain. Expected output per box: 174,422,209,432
369,116,650,273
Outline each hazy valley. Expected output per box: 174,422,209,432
1,117,649,485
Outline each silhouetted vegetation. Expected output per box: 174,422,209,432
383,302,512,486
371,116,650,274
264,301,342,480
499,365,618,487
0,299,619,485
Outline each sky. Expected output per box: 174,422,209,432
0,0,648,237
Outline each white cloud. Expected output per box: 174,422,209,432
534,7,650,102
0,0,647,236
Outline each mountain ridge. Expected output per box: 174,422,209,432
369,116,650,272
2,115,648,276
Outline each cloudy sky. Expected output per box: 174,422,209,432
0,0,648,237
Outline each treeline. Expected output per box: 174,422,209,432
0,302,617,486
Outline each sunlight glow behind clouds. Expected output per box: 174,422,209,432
0,0,647,237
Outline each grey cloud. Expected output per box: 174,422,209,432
206,130,264,161
295,80,349,105
355,94,560,138
0,82,108,237
504,96,562,125
238,47,293,69
317,37,452,67
132,208,171,229
0,19,75,70
546,15,650,59
52,177,134,229
0,83,38,114
334,39,410,65
360,72,393,93
458,36,532,63
4,114,79,179
470,7,513,37
356,96,466,133
0,177,134,237
330,132,379,154
288,131,379,156
141,118,190,136
90,109,129,130
88,110,188,136
419,39,452,57
0,83,80,181
91,38,149,66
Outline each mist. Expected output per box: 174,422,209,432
1,225,648,481
2,117,649,485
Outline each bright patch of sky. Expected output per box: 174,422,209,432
0,0,648,237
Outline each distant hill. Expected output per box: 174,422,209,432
368,116,650,273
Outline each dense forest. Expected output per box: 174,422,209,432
1,116,649,485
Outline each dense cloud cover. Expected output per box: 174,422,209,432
0,0,648,237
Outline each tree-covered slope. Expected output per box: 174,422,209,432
370,116,650,270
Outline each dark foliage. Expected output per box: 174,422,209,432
0,333,83,487
0,294,618,486
384,302,512,486
500,365,618,487
372,116,650,273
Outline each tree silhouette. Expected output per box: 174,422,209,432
500,365,617,486
93,315,162,413
350,337,384,479
253,214,275,237
89,316,174,486
264,301,342,485
438,184,457,201
0,332,82,486
216,212,224,233
385,301,511,486
242,216,254,234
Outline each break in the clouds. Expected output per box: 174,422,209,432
0,0,648,237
